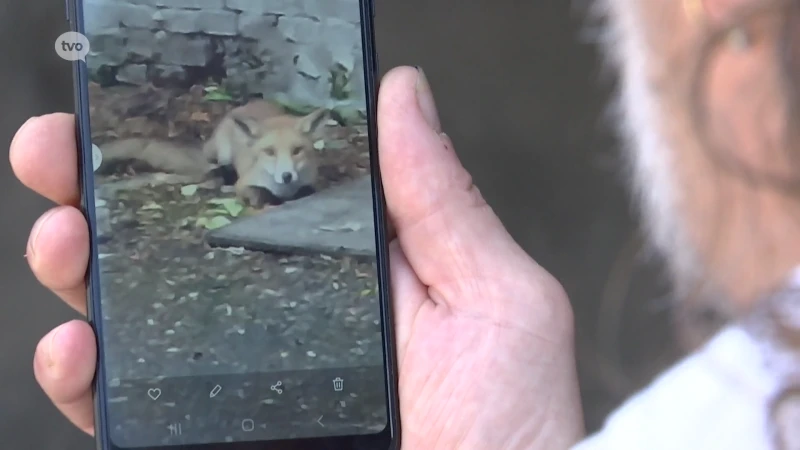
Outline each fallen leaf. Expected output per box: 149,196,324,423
181,185,198,196
214,303,233,316
141,202,163,210
204,90,234,102
208,198,244,217
207,207,230,216
204,216,232,230
226,203,244,217
190,111,210,122
319,222,363,232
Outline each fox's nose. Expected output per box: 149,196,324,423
282,172,293,184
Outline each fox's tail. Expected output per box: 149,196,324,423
95,138,217,176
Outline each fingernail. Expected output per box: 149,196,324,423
415,66,441,133
27,208,59,259
46,323,66,374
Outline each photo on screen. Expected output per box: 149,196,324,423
81,0,387,446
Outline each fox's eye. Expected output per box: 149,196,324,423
265,148,275,156
292,147,303,156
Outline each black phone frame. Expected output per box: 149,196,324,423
66,0,400,448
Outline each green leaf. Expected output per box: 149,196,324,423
204,90,234,102
181,185,198,196
204,216,232,230
226,202,244,217
272,95,316,116
208,198,245,217
207,208,229,216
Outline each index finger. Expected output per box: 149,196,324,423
9,113,80,206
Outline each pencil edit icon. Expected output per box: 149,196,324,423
209,385,222,398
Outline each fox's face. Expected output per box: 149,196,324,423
253,128,315,185
233,108,328,185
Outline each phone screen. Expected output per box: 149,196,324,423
70,0,394,448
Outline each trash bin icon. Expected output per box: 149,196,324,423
332,377,344,392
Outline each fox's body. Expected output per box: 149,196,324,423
95,99,328,207
95,137,217,177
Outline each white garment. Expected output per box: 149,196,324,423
573,269,800,450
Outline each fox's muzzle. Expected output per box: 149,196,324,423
273,152,299,185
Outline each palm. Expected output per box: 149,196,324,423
387,243,581,450
364,67,585,449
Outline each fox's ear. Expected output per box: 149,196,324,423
232,116,257,138
297,108,329,137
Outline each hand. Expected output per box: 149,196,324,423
10,66,585,449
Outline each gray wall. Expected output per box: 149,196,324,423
84,0,366,120
0,1,676,448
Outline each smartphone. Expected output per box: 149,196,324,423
65,0,399,448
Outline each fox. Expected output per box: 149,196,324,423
202,100,329,208
94,99,329,208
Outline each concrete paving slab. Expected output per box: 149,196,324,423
206,176,378,257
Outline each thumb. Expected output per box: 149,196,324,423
378,67,548,303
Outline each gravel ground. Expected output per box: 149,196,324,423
95,194,384,381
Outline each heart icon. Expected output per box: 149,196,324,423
147,388,161,400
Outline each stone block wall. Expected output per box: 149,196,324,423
83,0,366,120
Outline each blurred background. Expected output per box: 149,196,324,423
0,0,683,448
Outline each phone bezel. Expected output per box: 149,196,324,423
66,0,400,448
